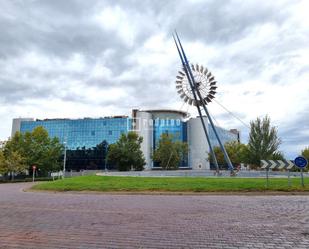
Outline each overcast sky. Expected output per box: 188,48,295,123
0,0,308,158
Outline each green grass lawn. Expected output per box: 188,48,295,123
31,175,309,192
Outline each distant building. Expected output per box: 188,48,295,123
229,129,241,143
0,140,6,149
12,109,239,170
208,126,240,147
11,118,34,137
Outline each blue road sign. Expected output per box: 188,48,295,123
294,156,308,169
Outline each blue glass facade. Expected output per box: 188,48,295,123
14,111,240,171
208,125,238,147
20,118,130,149
153,119,187,147
153,119,188,167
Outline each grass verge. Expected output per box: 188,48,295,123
31,175,309,193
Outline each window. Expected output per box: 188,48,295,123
108,130,112,135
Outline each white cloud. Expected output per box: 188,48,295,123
0,0,308,158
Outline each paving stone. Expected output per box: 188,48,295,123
0,183,309,248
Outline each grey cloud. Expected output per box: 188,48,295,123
276,110,309,157
0,0,137,60
0,78,53,102
163,0,288,44
0,0,308,159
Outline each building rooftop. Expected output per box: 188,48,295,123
33,116,129,122
140,109,189,118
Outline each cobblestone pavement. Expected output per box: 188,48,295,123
1,183,309,249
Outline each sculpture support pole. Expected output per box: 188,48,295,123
173,35,220,172
174,32,234,172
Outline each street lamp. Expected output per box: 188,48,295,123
63,141,67,179
104,145,108,172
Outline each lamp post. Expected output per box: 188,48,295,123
104,145,108,172
32,165,36,182
63,141,67,179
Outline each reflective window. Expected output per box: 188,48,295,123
20,118,129,149
153,119,188,167
208,124,238,147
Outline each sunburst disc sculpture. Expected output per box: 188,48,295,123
173,31,234,174
176,64,217,106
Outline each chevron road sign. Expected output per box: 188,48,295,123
261,160,294,170
261,159,295,188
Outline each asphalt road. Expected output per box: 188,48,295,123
0,183,309,248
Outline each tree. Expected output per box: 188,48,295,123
4,127,63,176
152,133,188,170
247,116,281,167
209,141,248,168
107,132,145,171
3,150,26,181
0,150,6,175
301,147,309,161
270,151,285,160
0,144,27,180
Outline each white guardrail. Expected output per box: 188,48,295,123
51,171,63,180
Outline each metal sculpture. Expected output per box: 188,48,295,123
173,31,234,173
176,64,217,106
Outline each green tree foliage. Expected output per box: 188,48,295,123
247,116,281,167
152,133,188,170
270,151,285,160
2,127,63,176
3,151,26,180
209,141,248,167
107,132,145,171
0,150,6,175
301,147,309,161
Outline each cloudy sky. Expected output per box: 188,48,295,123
0,0,308,158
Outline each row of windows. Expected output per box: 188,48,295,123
20,118,237,151
20,118,129,149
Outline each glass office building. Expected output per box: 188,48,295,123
208,125,239,147
12,109,239,170
19,117,130,149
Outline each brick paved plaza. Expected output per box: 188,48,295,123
1,183,309,248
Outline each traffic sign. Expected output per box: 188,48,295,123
294,156,308,169
294,156,307,188
261,160,294,170
261,159,295,188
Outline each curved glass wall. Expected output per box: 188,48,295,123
153,118,188,167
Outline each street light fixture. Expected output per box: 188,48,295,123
104,145,108,172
